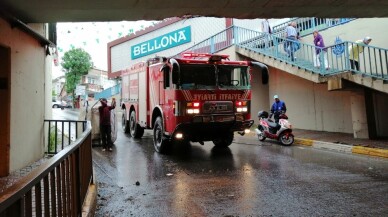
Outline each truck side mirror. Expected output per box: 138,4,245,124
161,64,170,74
169,59,180,85
161,64,170,89
251,62,269,85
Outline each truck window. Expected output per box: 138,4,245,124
179,64,216,89
217,65,250,89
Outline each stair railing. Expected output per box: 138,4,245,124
236,26,388,80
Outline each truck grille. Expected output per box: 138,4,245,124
202,101,233,114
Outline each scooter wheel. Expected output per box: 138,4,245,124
257,126,266,141
280,133,294,146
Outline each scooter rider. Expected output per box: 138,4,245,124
270,94,287,124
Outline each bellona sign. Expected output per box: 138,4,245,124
131,26,191,59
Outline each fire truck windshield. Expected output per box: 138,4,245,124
179,64,250,90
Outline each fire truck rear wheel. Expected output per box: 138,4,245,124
153,116,170,153
212,132,234,147
122,110,130,134
130,110,144,138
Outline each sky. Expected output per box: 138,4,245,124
53,20,157,79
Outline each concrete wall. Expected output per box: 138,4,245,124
267,67,354,133
373,91,388,137
0,18,48,171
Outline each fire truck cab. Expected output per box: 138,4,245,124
121,53,268,153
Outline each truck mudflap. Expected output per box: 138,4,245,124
170,117,254,142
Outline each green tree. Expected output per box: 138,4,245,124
61,48,93,97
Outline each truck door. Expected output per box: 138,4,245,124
138,68,147,125
160,59,179,133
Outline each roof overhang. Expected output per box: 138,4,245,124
0,9,55,47
0,0,388,23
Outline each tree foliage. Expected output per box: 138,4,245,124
61,48,93,94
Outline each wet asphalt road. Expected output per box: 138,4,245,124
93,127,388,217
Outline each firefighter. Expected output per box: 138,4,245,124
98,98,116,151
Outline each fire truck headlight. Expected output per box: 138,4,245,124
187,109,200,114
175,133,183,139
237,107,248,112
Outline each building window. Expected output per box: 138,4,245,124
87,77,95,84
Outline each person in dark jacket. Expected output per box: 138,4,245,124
270,94,287,123
98,98,116,151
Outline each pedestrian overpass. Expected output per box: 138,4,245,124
181,18,388,94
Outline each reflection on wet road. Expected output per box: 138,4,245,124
93,127,388,217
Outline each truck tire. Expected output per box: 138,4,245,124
122,109,130,133
212,132,234,147
129,110,144,138
153,116,170,153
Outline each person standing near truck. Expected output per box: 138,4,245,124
98,98,116,151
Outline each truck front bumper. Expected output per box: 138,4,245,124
170,114,254,142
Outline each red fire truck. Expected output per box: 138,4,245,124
121,53,268,153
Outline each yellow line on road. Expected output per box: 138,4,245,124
352,146,388,158
294,138,313,146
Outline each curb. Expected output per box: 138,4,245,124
82,183,98,217
295,138,388,158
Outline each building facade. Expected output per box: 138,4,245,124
108,17,285,77
0,15,54,176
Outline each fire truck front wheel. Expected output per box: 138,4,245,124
212,132,234,147
122,110,130,134
153,116,170,153
130,110,144,138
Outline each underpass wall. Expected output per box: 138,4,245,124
269,67,354,133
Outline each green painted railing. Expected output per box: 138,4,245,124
271,18,353,39
235,26,388,79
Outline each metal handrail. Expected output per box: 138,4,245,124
271,18,354,39
175,17,355,58
0,122,93,216
174,26,235,57
175,22,388,81
235,26,388,80
44,120,87,154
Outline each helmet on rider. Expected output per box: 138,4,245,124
258,110,269,118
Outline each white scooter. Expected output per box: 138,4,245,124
255,111,294,146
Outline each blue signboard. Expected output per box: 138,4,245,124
131,26,191,59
